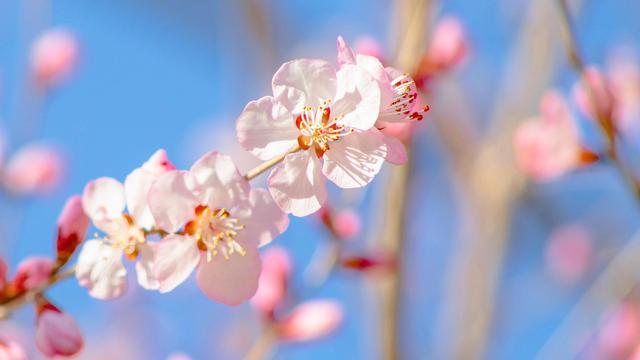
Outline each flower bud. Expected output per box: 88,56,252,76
30,28,79,87
35,304,83,358
0,339,27,360
251,247,291,316
2,143,65,195
353,36,385,63
13,257,54,292
572,66,615,123
340,253,395,273
56,195,89,265
277,300,343,342
426,16,468,70
333,209,361,240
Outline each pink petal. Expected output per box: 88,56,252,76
278,300,343,342
236,96,299,161
141,148,176,175
545,225,592,284
2,143,65,195
237,188,289,247
572,66,615,121
353,36,385,63
333,209,361,240
332,64,381,131
148,171,199,233
251,246,291,314
425,16,469,71
56,195,90,262
29,28,79,87
0,339,27,360
154,234,200,293
82,177,125,228
268,151,327,217
75,239,127,300
35,309,83,357
381,132,408,165
12,257,54,292
190,152,250,209
322,128,387,189
272,59,337,112
135,242,159,290
195,242,261,305
336,36,357,66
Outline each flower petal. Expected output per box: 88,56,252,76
190,152,250,209
82,177,125,229
154,234,200,293
236,188,289,247
135,242,159,290
322,129,387,188
332,64,381,130
268,151,327,217
75,240,127,300
196,242,261,306
148,171,199,233
381,132,408,165
272,59,337,112
236,96,299,161
336,36,356,66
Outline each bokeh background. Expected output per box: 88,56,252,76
1,0,640,359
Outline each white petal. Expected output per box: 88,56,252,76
124,168,156,229
236,96,299,161
272,59,337,112
82,177,125,228
190,152,250,209
75,240,127,300
268,151,327,217
382,133,408,165
336,36,356,66
322,129,387,188
148,171,199,233
135,242,159,290
154,234,200,293
332,64,381,130
236,188,289,247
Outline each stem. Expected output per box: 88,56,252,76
556,0,640,199
243,324,278,360
244,145,301,181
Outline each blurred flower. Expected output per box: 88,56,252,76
30,28,79,87
76,149,175,299
277,300,343,342
572,66,615,125
251,246,291,316
332,209,361,240
149,152,288,305
513,90,596,181
237,58,387,216
166,353,192,360
607,49,640,132
0,339,26,360
35,304,83,358
12,257,54,292
2,143,65,195
56,195,90,265
0,258,7,295
596,301,640,359
544,225,592,284
353,36,385,63
340,252,396,274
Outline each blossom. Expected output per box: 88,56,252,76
277,300,343,342
352,36,385,63
30,28,79,87
1,143,65,195
148,152,288,305
0,339,26,360
75,149,175,299
56,195,90,265
237,58,391,216
513,90,596,181
12,257,54,292
422,16,469,74
35,305,83,358
251,246,291,315
545,225,592,284
572,66,615,123
596,302,640,359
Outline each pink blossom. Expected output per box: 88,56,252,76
572,66,615,123
597,302,640,359
513,90,592,181
166,353,192,360
251,247,291,315
0,339,26,360
333,209,361,239
353,36,385,63
606,50,640,132
12,257,54,292
2,143,65,195
237,58,389,216
56,195,90,264
424,16,469,73
75,149,175,299
30,28,79,87
545,225,592,284
148,152,288,305
277,300,343,342
35,307,83,358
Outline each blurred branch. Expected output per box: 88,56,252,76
0,267,74,318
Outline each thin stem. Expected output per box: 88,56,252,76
243,324,278,360
244,145,301,181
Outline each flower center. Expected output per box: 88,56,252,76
185,205,246,261
110,214,145,260
295,100,352,158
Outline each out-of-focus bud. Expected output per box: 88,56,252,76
166,352,192,360
13,257,54,292
0,339,27,360
597,302,640,359
544,225,592,284
0,258,8,295
333,209,361,240
353,36,385,63
277,300,343,342
56,195,89,265
572,66,615,124
35,303,83,358
251,247,291,316
141,149,176,176
607,50,640,132
2,143,65,195
30,28,79,87
340,253,396,273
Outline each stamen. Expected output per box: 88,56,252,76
187,206,246,262
381,74,430,122
294,99,352,158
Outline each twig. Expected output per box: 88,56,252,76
244,145,300,181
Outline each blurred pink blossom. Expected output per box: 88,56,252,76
30,28,79,87
35,306,83,358
251,247,291,315
278,300,343,342
0,339,26,360
353,36,385,63
544,225,592,284
596,302,640,359
333,209,361,240
607,50,640,132
166,353,192,360
572,66,615,123
56,195,90,264
426,16,469,71
2,143,65,195
13,257,54,292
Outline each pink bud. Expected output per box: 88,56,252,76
251,247,291,315
0,258,8,294
333,209,361,240
56,195,89,263
341,253,395,273
2,143,65,195
353,36,385,63
572,66,615,124
545,225,592,284
13,257,54,292
142,149,176,176
426,16,469,72
597,302,640,359
0,339,27,360
30,28,79,87
35,307,83,358
278,300,343,342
